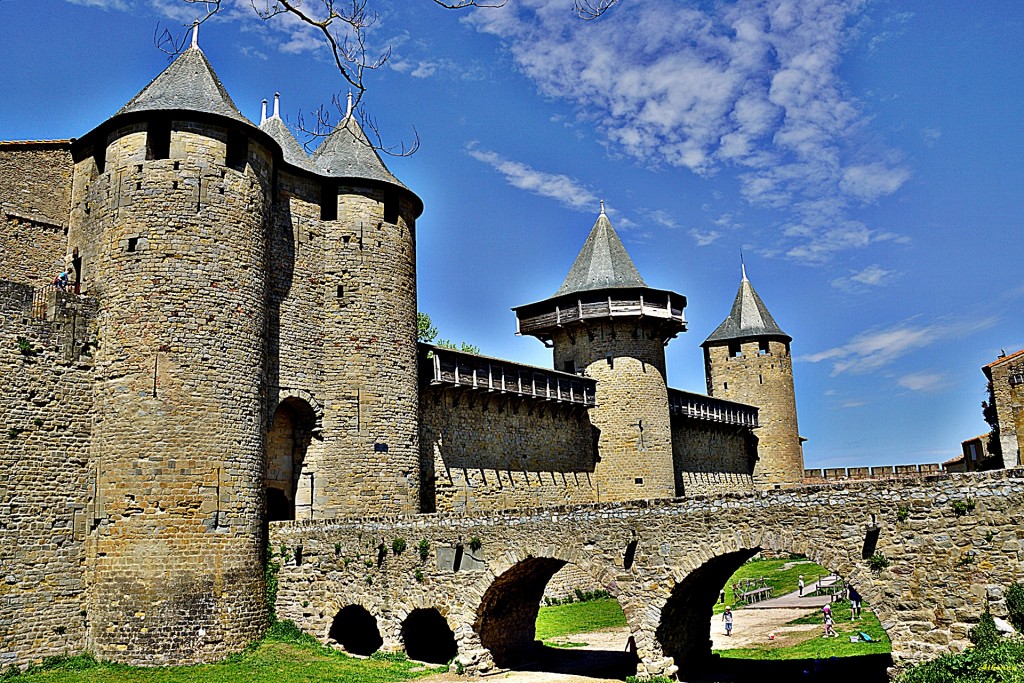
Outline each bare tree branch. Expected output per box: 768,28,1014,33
574,0,620,20
155,1,224,55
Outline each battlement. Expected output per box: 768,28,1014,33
802,463,944,484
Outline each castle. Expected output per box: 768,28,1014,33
0,33,802,668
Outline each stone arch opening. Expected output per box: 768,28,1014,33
656,547,892,682
401,608,457,664
475,557,637,678
266,397,316,521
328,605,383,656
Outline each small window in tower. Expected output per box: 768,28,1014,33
320,183,337,221
729,342,742,357
127,237,139,253
759,340,770,355
93,149,105,174
634,477,644,485
226,130,247,170
723,381,728,390
383,196,398,224
606,353,614,368
146,120,171,160
563,360,576,374
759,373,763,385
337,285,344,299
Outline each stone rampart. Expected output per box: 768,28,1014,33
0,282,96,669
672,420,755,496
271,469,1024,678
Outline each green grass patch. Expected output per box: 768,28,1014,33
535,597,627,641
2,623,439,683
714,556,830,614
895,639,1024,683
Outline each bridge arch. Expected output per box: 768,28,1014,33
653,528,893,678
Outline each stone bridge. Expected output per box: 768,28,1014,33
270,469,1024,679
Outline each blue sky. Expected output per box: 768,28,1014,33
2,0,1022,468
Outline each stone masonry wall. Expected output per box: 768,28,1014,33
0,142,73,287
705,339,803,485
0,282,96,669
672,420,755,497
554,320,676,502
988,353,1023,469
78,122,270,664
271,469,1024,678
420,388,598,513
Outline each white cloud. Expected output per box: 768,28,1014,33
466,145,598,211
66,0,131,9
465,0,912,263
830,263,895,291
690,229,722,247
897,372,945,392
799,322,936,375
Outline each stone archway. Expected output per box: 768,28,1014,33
266,397,317,521
328,604,384,655
401,608,457,664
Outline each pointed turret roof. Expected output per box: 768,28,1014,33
115,40,251,127
703,265,791,346
310,112,408,190
555,204,647,296
259,94,313,171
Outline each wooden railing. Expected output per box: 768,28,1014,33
516,289,685,337
668,388,758,428
420,344,597,408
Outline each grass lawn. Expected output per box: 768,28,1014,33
3,623,441,683
714,556,830,614
535,597,627,641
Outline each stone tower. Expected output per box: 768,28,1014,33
702,265,803,486
307,96,423,516
67,33,271,663
514,205,687,501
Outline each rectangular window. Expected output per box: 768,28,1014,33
226,130,247,170
127,237,139,253
383,194,398,224
969,444,978,461
146,120,171,160
759,340,770,355
563,360,576,374
320,183,337,220
729,342,742,357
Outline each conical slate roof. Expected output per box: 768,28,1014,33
115,44,251,126
703,266,790,345
310,115,408,190
555,208,647,296
260,115,313,171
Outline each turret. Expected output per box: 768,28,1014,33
702,264,803,486
68,27,272,664
514,204,686,501
309,94,424,516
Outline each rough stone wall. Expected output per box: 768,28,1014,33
705,339,803,486
553,320,675,502
0,142,73,286
0,282,96,669
271,469,1024,679
543,563,606,602
317,188,419,516
672,420,755,496
988,354,1023,469
77,121,271,664
420,388,598,513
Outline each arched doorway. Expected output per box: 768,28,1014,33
475,557,637,678
266,397,316,521
401,608,457,664
656,548,892,682
328,605,383,656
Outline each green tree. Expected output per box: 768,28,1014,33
417,312,438,343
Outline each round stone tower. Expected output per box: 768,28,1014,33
514,204,687,501
68,33,272,664
307,96,424,516
702,264,803,487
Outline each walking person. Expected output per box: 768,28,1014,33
848,585,862,620
798,575,804,596
723,607,733,637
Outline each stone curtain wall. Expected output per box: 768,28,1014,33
0,283,96,669
0,142,73,286
271,469,1024,678
671,421,755,496
420,389,598,513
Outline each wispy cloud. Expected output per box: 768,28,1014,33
466,145,598,211
66,0,131,9
466,0,911,263
800,316,998,376
831,264,895,291
690,229,722,247
897,371,945,392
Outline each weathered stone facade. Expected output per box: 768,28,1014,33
271,468,1024,678
985,349,1024,469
